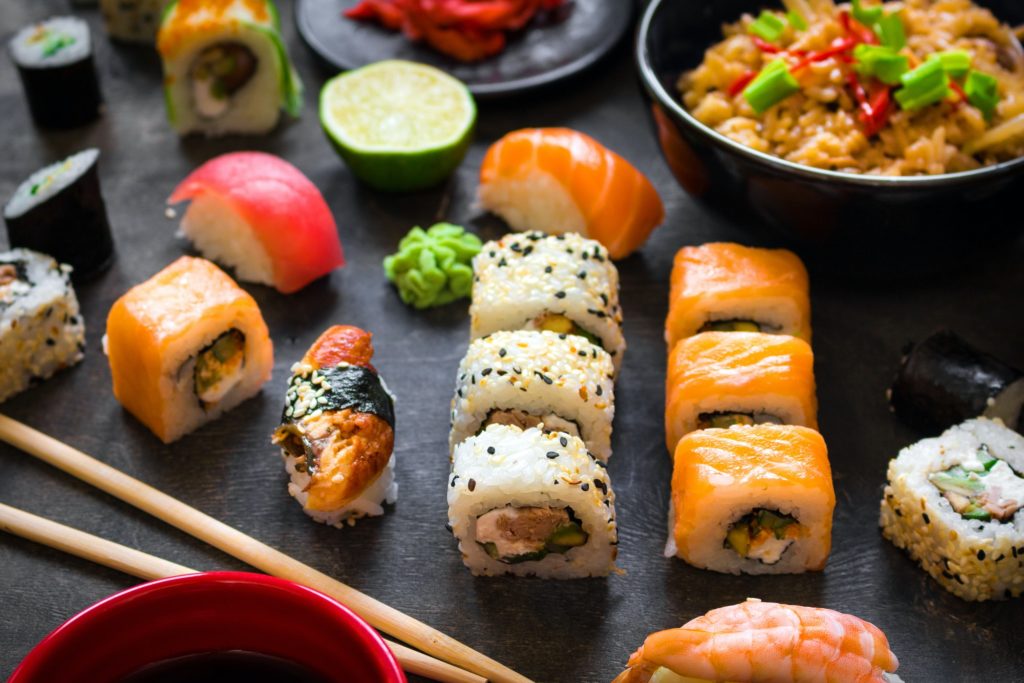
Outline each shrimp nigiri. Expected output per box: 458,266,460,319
478,128,664,260
613,599,901,683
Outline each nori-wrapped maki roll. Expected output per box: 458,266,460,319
3,149,115,282
889,330,1023,434
8,16,102,129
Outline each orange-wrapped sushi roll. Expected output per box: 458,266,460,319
665,331,817,453
667,425,834,575
478,128,664,260
665,242,811,352
105,256,273,443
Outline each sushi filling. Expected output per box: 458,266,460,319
25,26,77,59
190,43,257,119
698,411,783,430
481,409,580,439
928,444,1024,522
725,509,801,564
0,260,29,308
533,313,603,348
193,329,246,406
699,319,780,334
476,505,588,564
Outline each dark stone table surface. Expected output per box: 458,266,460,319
1,2,1022,682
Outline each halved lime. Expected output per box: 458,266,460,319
319,60,476,192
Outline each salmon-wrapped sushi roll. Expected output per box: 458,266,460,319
665,242,811,352
105,256,273,443
478,128,664,260
272,325,396,527
667,425,835,575
613,598,901,683
665,331,817,453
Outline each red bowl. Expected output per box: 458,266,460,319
9,571,406,683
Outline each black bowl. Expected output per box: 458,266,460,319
636,0,1024,275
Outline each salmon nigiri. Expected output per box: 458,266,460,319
478,128,664,260
614,599,902,683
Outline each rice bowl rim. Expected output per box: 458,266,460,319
636,0,1024,187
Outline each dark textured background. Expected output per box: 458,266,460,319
2,2,1023,682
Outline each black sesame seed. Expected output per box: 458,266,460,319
536,372,553,385
445,522,453,533
600,294,609,305
923,513,930,525
555,291,566,299
559,436,568,447
45,338,55,346
468,479,476,492
977,550,986,561
546,451,559,459
510,243,522,252
499,348,507,357
942,570,954,580
450,475,459,487
489,250,496,257
558,334,567,340
512,366,522,374
481,368,493,376
498,258,508,267
487,446,495,454
996,554,1005,562
578,271,587,279
566,248,574,254
523,246,533,256
580,483,590,491
471,374,476,384
1013,547,1018,558
594,479,607,493
596,385,603,396
544,265,553,274
578,350,587,357
895,509,902,517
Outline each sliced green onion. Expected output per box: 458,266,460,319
895,57,950,110
852,0,883,27
748,11,787,43
876,12,906,50
743,59,800,114
965,69,1000,119
932,50,972,79
854,44,909,85
786,10,808,31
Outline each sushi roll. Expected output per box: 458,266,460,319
8,16,103,129
613,599,901,683
470,231,626,370
272,326,397,527
4,149,115,283
478,128,664,260
105,257,273,443
100,0,172,43
0,249,85,404
157,0,303,137
447,424,617,579
889,330,1023,434
168,152,345,294
880,418,1024,601
665,331,817,454
449,330,615,461
665,242,811,352
666,425,835,575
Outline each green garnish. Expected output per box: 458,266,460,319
961,506,992,522
194,329,246,404
928,467,986,496
743,59,800,114
895,58,950,111
932,50,972,79
382,222,481,309
786,10,808,31
725,508,799,559
854,44,909,85
40,32,76,58
748,11,787,42
755,509,796,539
965,70,999,119
876,13,906,50
851,0,883,28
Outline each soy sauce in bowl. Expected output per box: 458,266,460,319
120,651,330,683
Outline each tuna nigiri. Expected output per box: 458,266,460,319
614,599,901,683
478,128,664,260
168,152,344,294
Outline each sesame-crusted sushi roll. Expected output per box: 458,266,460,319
667,425,835,575
880,418,1024,601
0,249,85,404
273,326,396,527
447,424,617,579
449,330,615,461
470,231,625,369
665,242,811,352
665,331,817,454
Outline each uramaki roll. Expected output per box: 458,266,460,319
665,331,817,454
666,425,835,575
105,256,273,443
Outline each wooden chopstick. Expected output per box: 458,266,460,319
0,414,529,683
0,503,484,683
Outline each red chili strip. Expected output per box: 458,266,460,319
838,10,879,45
728,70,758,96
792,36,858,72
949,80,969,103
752,36,782,53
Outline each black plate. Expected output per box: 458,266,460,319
296,0,632,97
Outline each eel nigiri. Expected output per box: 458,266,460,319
666,242,811,352
272,325,396,526
614,599,902,683
478,128,664,260
168,152,344,294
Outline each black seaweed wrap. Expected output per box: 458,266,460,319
283,365,395,428
15,54,102,129
890,330,1023,432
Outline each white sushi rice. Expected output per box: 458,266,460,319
177,193,275,288
4,149,99,220
449,330,615,461
9,16,91,67
283,451,397,528
0,249,85,403
470,231,626,369
880,418,1024,601
447,424,617,579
